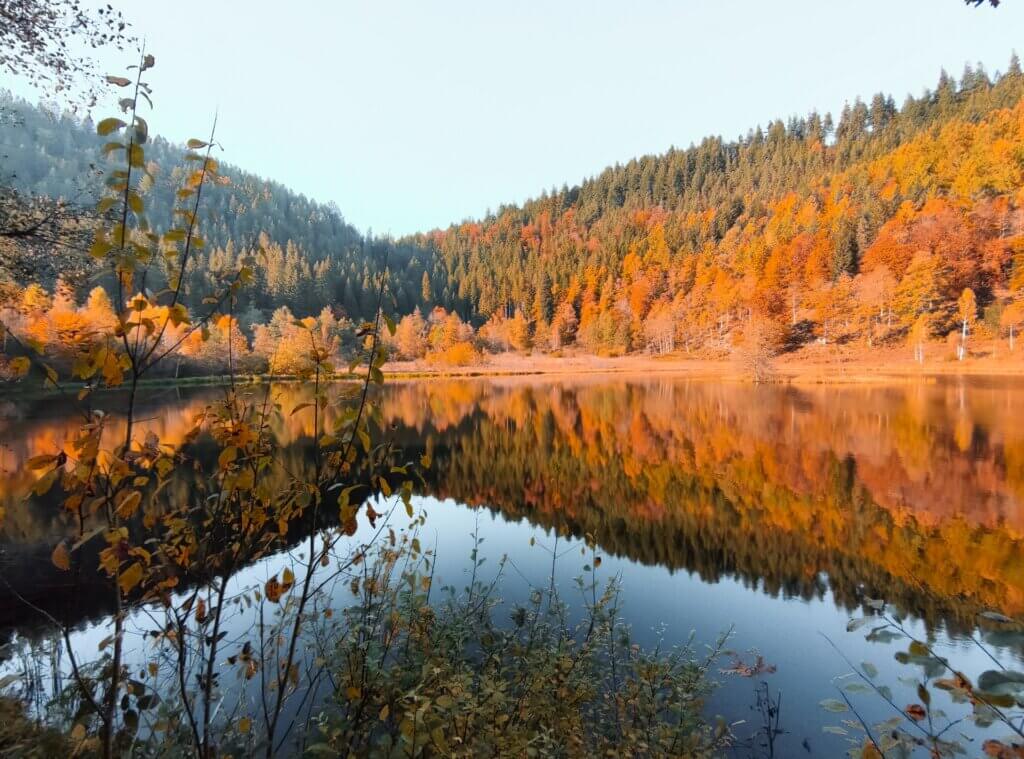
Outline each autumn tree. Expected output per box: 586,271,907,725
421,271,432,305
550,299,578,349
908,312,933,364
394,308,428,359
643,300,676,354
507,309,531,353
813,275,854,344
734,315,785,382
20,282,50,316
1001,300,1024,352
893,253,948,329
956,287,977,360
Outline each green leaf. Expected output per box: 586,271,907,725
819,698,848,713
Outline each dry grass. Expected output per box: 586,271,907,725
384,340,1024,385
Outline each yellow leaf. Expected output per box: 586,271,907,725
97,117,126,135
234,468,254,490
218,446,238,469
282,567,295,588
27,454,57,471
52,541,71,571
117,490,142,517
238,716,251,734
119,562,144,594
129,144,145,168
90,233,112,259
265,576,283,603
9,356,30,377
379,705,389,721
32,468,59,496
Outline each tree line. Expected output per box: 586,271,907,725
5,57,1024,368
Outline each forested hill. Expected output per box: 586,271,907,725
0,90,417,321
387,57,1024,355
6,56,1024,357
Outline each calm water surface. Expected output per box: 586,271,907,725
2,375,1024,756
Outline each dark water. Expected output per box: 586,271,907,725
2,375,1024,755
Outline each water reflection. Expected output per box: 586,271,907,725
5,376,1024,755
3,376,1024,637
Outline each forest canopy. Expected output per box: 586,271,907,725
3,54,1024,371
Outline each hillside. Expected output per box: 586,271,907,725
385,56,1024,360
4,57,1024,373
0,91,409,321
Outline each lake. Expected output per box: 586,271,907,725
2,375,1024,756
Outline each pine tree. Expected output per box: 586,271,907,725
421,271,432,306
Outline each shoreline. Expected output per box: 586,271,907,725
4,349,1024,398
383,347,1024,385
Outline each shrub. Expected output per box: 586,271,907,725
426,340,478,367
310,536,730,758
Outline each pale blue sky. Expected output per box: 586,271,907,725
10,1,1024,236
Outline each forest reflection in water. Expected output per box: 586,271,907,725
3,374,1024,755
2,374,1024,635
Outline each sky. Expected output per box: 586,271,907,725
8,0,1024,236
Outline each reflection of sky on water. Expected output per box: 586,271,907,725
405,496,1024,757
4,492,1021,757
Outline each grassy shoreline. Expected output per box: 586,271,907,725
383,346,1024,385
5,347,1024,397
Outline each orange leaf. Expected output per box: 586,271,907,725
904,703,926,721
51,541,71,571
